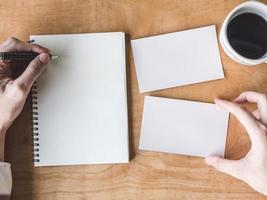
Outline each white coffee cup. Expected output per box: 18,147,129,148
220,0,267,66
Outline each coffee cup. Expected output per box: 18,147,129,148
220,0,267,66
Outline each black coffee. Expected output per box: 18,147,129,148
227,13,267,59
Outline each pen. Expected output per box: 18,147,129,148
0,52,60,61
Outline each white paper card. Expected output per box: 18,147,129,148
131,25,224,93
30,33,129,166
139,96,229,157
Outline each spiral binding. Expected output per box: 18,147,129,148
31,82,40,163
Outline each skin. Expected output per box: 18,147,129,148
205,92,267,195
0,37,50,161
0,37,266,195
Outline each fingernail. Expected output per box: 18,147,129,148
44,48,51,53
38,53,50,64
215,98,226,104
233,97,241,102
205,156,216,166
214,98,220,104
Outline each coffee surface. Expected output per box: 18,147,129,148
227,13,267,59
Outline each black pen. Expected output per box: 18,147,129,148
0,52,60,61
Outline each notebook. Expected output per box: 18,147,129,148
131,25,224,93
30,32,129,166
139,96,229,157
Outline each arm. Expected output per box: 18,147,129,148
0,37,50,198
205,91,267,195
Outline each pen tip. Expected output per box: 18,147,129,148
51,55,60,60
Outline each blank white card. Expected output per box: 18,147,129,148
139,96,229,157
131,25,224,93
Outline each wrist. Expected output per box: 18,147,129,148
0,124,8,136
0,124,7,162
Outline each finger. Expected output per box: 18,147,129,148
234,91,267,125
0,37,49,53
205,156,245,180
252,109,260,119
215,98,261,141
14,53,50,91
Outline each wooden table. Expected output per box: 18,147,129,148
2,0,267,199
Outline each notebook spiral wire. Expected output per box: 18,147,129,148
31,82,40,163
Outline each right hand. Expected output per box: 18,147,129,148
205,91,267,195
0,37,50,131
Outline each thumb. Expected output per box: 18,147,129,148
205,156,245,181
15,53,50,91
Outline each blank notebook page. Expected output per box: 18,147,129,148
131,25,224,93
30,33,129,166
139,96,229,157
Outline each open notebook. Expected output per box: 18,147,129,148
30,33,129,166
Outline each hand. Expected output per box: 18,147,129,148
0,37,50,131
205,91,267,195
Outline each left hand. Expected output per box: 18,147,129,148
205,91,267,195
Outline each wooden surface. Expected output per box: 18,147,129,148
2,0,267,199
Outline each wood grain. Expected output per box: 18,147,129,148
2,0,267,199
